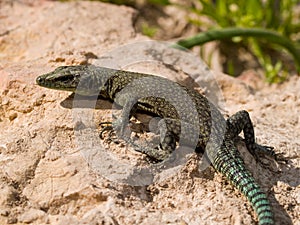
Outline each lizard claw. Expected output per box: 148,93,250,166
99,122,113,139
274,152,288,163
99,121,123,144
250,143,288,169
254,144,276,158
246,144,275,168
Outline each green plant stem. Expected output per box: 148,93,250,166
176,27,300,72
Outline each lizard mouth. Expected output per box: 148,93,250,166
36,76,55,88
35,76,45,85
36,75,76,92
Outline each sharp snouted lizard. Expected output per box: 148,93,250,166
36,65,278,225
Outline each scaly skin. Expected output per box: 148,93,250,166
37,65,276,224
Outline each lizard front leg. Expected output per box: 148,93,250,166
113,101,137,137
99,93,138,142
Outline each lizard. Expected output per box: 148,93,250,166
36,65,277,225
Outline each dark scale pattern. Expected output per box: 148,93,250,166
36,65,277,225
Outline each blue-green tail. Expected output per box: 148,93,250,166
213,146,274,225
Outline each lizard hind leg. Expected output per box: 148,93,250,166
132,118,177,162
131,140,175,162
136,117,203,162
98,115,176,162
226,110,276,163
136,117,200,162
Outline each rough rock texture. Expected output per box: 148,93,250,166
0,1,299,225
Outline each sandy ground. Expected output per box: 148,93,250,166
0,1,299,225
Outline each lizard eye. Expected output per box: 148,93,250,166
57,75,72,82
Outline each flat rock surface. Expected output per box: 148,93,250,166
0,1,299,225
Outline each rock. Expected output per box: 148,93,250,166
18,208,46,223
0,0,299,225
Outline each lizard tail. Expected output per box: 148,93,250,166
213,147,274,225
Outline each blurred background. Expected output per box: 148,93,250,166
76,0,300,83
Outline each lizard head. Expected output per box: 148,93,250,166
36,65,109,96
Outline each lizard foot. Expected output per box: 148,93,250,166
254,143,276,158
99,117,131,139
273,152,288,163
251,144,279,169
99,121,125,144
129,140,171,162
99,122,113,139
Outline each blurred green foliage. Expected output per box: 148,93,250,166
190,0,299,35
140,23,158,37
183,0,300,82
60,0,299,82
86,0,170,6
